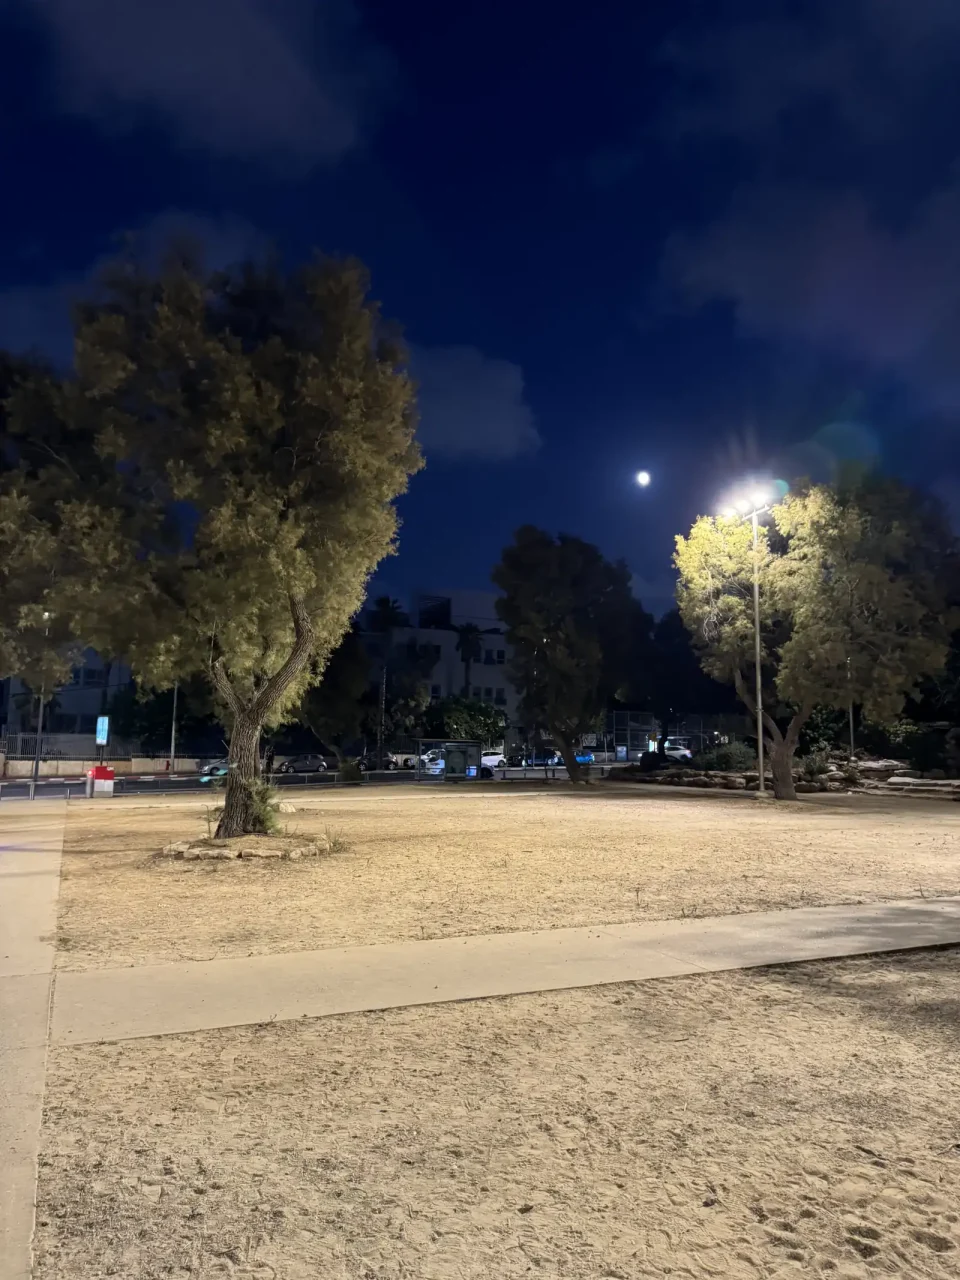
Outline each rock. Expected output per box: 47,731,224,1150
893,769,922,778
238,848,282,859
276,802,297,813
925,769,946,780
722,776,747,789
162,840,193,858
794,781,820,793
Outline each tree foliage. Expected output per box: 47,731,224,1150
493,526,644,780
675,480,955,798
0,246,421,833
631,606,734,750
108,676,223,755
422,695,507,745
296,627,372,762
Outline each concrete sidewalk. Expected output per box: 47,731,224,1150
0,804,66,1280
52,895,960,1046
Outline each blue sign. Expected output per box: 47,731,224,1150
616,745,627,762
466,765,477,777
95,716,110,746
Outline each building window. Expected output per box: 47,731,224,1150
496,650,505,664
495,688,507,705
69,667,83,686
484,649,494,665
83,667,105,688
52,713,78,732
430,684,442,699
79,714,98,735
472,686,481,699
483,687,493,702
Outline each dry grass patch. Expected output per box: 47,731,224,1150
34,949,960,1278
55,785,960,971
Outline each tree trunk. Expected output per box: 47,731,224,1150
216,712,265,837
211,592,317,839
769,740,797,800
462,658,472,697
556,737,584,783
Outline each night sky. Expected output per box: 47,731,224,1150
1,0,959,616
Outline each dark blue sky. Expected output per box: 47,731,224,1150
1,0,959,615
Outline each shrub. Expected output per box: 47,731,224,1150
339,759,363,783
249,781,282,835
692,741,756,772
799,749,831,779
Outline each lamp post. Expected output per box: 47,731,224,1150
721,493,771,795
29,611,52,802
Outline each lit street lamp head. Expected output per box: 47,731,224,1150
636,470,651,487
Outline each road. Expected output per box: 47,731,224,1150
0,763,595,801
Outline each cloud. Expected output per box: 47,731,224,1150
11,0,384,170
666,182,960,406
0,211,266,363
659,0,960,410
661,0,960,148
410,345,541,462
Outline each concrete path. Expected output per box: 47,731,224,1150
53,895,960,1046
0,804,65,1280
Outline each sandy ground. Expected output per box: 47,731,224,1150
34,948,960,1279
55,786,960,971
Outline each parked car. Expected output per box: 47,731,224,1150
277,753,328,774
663,740,693,762
481,751,506,768
199,759,229,783
357,753,401,771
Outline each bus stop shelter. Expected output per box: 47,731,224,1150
414,740,482,782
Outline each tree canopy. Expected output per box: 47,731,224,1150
0,246,422,833
493,526,645,780
422,694,507,746
675,480,955,798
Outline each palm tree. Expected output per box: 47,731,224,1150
368,596,408,634
455,623,484,696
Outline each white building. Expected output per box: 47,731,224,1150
1,650,132,735
363,590,521,724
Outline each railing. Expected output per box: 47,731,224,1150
0,763,617,801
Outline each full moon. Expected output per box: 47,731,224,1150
636,470,651,487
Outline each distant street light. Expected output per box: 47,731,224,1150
635,470,651,487
719,491,771,794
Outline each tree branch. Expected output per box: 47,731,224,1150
250,593,316,722
211,657,243,718
733,667,783,745
784,700,815,753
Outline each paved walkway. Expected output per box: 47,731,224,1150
52,895,960,1046
0,804,65,1280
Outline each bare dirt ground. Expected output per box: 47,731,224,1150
55,786,960,971
34,948,960,1279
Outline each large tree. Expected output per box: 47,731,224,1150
295,627,372,764
632,606,734,754
493,526,643,781
675,480,954,799
0,247,421,834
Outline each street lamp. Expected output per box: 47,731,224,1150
29,610,52,802
719,492,770,795
636,470,651,487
